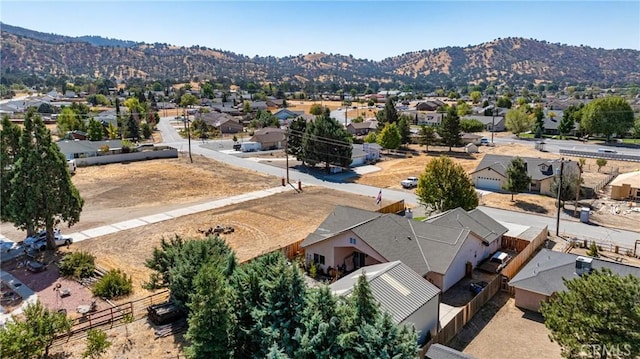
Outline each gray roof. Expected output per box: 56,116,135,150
330,261,440,324
462,115,504,125
425,208,508,244
471,154,579,181
426,344,476,359
509,249,640,296
56,139,123,156
302,206,472,276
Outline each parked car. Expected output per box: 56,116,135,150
480,138,489,145
401,176,419,189
478,251,513,273
25,230,72,251
469,281,489,295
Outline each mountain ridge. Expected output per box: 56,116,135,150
1,23,639,88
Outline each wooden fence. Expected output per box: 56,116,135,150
377,200,406,214
53,290,170,345
500,226,548,280
239,239,304,264
417,226,548,357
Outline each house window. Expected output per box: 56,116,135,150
349,238,357,245
313,253,325,265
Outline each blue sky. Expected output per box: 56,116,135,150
2,1,639,60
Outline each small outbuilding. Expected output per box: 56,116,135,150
609,171,640,200
465,143,478,154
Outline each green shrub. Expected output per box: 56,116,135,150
59,251,96,279
92,269,133,299
83,329,111,359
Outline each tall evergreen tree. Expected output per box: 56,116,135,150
383,97,398,124
296,286,343,359
302,115,352,173
503,157,532,201
7,110,84,248
186,262,236,359
438,106,461,151
418,125,436,152
125,113,140,140
0,115,22,222
397,115,412,145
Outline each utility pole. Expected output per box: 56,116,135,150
491,106,496,145
555,158,565,236
185,108,192,163
284,129,289,184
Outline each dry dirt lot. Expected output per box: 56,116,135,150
1,156,279,239
70,186,387,298
354,142,640,231
449,293,562,359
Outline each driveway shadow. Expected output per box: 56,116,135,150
514,200,548,214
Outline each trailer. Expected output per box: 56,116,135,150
240,141,261,152
67,159,77,174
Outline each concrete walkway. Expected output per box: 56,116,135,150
68,185,295,243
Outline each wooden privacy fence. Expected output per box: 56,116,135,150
53,290,170,345
377,200,405,214
239,239,304,264
500,226,548,280
418,226,548,356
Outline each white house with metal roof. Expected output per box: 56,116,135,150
329,260,440,344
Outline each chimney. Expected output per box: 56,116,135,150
575,256,593,276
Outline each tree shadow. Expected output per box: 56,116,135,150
514,200,548,214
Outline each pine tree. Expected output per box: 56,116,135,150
287,117,307,163
438,106,461,151
503,157,532,201
302,115,352,173
296,286,343,359
186,262,236,359
383,97,398,124
125,113,140,140
7,110,84,248
397,115,411,144
87,118,105,141
0,115,22,222
541,268,640,358
418,125,436,152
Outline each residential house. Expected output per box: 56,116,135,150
609,171,640,200
460,133,483,145
330,261,440,344
200,112,244,134
248,101,268,111
250,127,286,150
346,121,378,136
509,249,640,312
56,139,123,160
461,115,505,132
301,206,507,292
273,108,305,123
469,154,580,195
416,101,442,111
350,143,381,166
265,98,285,108
425,344,476,359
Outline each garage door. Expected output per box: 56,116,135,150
476,176,502,191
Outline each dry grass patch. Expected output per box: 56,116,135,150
71,187,388,299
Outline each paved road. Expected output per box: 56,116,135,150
491,136,640,156
157,118,640,248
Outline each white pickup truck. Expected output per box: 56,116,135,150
401,176,418,189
